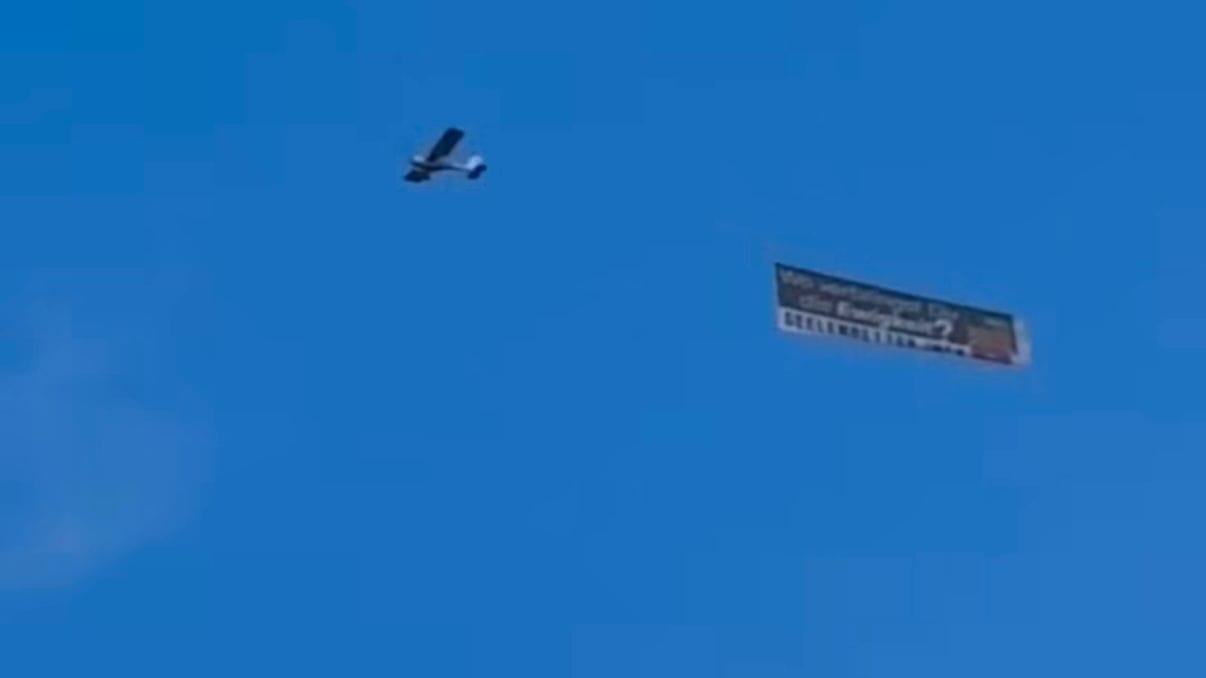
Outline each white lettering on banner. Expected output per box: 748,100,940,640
777,266,927,315
778,309,975,359
833,301,949,337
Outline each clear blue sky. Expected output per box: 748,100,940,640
3,1,1205,675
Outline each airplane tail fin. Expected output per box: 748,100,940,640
465,155,487,179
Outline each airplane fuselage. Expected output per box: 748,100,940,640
410,156,456,172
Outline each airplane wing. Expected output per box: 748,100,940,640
424,127,464,161
403,168,430,182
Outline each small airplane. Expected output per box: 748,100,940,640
403,127,487,183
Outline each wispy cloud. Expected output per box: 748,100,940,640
0,306,211,590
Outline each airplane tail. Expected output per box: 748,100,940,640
465,155,487,179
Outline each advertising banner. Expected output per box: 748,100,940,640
774,262,1030,366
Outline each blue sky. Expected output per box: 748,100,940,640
2,0,1205,675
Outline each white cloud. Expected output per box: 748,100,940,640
0,316,211,589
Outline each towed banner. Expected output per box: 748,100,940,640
774,262,1030,366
